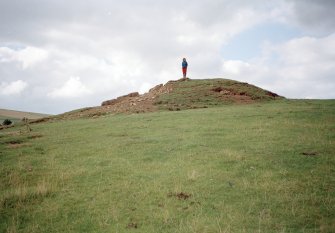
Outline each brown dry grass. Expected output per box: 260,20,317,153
0,109,50,120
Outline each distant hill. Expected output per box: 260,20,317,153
0,109,51,122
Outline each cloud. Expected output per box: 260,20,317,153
276,34,335,66
223,33,335,98
223,60,251,75
0,0,334,113
0,80,28,95
0,46,48,69
0,47,14,62
48,76,92,98
288,0,335,35
16,46,48,69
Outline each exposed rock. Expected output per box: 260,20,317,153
101,99,118,106
101,92,139,106
124,92,140,98
220,90,231,95
149,84,163,93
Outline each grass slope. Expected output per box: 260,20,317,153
0,100,334,233
154,78,282,111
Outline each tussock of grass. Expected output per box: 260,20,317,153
0,100,334,232
1,180,54,208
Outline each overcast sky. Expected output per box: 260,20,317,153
0,0,334,114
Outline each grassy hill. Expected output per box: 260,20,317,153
49,78,283,121
1,99,334,232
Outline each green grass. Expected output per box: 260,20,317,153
0,100,334,232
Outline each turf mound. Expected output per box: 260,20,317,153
152,78,281,111
32,78,283,122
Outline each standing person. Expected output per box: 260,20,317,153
182,58,188,79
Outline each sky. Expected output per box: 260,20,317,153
0,0,334,114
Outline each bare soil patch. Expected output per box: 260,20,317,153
127,222,138,229
301,151,319,157
168,192,192,200
7,142,30,149
27,133,43,139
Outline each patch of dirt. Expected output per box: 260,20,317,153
168,192,192,200
6,139,23,145
217,93,253,104
127,222,138,229
302,151,319,157
7,142,29,149
230,94,254,104
212,87,255,104
30,117,51,124
212,87,232,95
5,139,30,149
27,133,43,139
0,125,14,130
212,87,223,92
190,201,201,205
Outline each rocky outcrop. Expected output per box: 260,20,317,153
149,84,163,93
101,92,139,106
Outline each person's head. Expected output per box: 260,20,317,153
183,58,186,62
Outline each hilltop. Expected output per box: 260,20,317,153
36,78,282,122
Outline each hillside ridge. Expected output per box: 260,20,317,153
0,109,51,121
32,78,282,122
